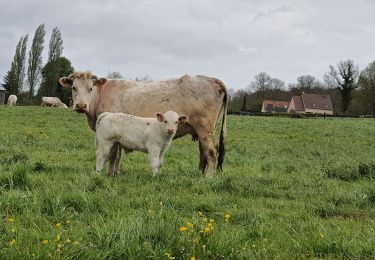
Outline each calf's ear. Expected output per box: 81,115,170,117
59,77,73,88
156,113,164,122
178,115,189,124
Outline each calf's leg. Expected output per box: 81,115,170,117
108,143,121,176
148,147,161,177
96,141,112,174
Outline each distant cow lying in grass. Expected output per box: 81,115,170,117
41,97,68,108
95,111,188,176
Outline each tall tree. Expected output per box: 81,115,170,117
2,35,29,95
241,94,247,111
48,27,63,62
325,60,359,113
27,24,46,99
358,61,375,115
38,57,74,103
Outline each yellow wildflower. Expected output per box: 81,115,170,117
57,243,62,248
66,220,71,224
179,226,188,232
319,233,325,239
55,235,61,242
209,218,215,223
55,223,62,229
203,217,208,222
204,227,210,233
11,228,16,233
9,239,16,246
32,253,36,256
208,223,213,228
7,218,15,223
73,241,79,245
224,214,230,219
187,222,193,228
191,257,196,260
198,211,203,216
202,245,206,249
42,240,49,245
66,239,71,243
165,252,175,259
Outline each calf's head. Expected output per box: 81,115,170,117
156,111,189,137
59,71,107,113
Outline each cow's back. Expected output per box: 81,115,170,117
95,75,224,120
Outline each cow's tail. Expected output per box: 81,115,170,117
216,80,228,172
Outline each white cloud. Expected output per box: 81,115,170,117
1,0,375,90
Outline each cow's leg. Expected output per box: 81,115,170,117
195,128,216,177
96,141,112,174
148,148,161,176
198,141,208,172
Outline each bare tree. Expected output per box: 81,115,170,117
249,72,272,93
135,75,151,81
27,24,46,99
325,60,359,113
107,71,123,79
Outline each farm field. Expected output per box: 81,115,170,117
0,106,375,259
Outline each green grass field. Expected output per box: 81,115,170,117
0,106,375,259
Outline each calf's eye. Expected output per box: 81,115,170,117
72,87,76,91
175,121,178,124
164,120,167,123
89,88,93,91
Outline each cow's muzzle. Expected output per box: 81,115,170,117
74,103,87,113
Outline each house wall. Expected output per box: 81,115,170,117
261,104,266,113
0,91,5,105
287,99,295,113
304,108,333,115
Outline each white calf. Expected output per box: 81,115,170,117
95,111,188,176
7,95,17,106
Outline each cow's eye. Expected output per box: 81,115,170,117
72,86,76,91
175,121,178,124
89,88,93,91
164,120,167,123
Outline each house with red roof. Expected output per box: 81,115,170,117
261,100,290,113
288,93,333,114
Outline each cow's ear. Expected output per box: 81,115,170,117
59,77,73,88
93,77,107,87
156,113,164,122
178,115,189,124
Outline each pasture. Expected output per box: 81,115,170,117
0,106,375,259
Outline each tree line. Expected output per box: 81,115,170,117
1,24,74,105
230,59,375,115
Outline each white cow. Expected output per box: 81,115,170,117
7,95,17,106
41,97,68,108
95,111,188,176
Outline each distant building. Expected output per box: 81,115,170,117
288,93,333,114
0,86,5,105
261,100,290,113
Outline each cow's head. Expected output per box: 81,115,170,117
156,111,189,137
59,71,107,113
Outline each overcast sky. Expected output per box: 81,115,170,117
1,0,375,90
